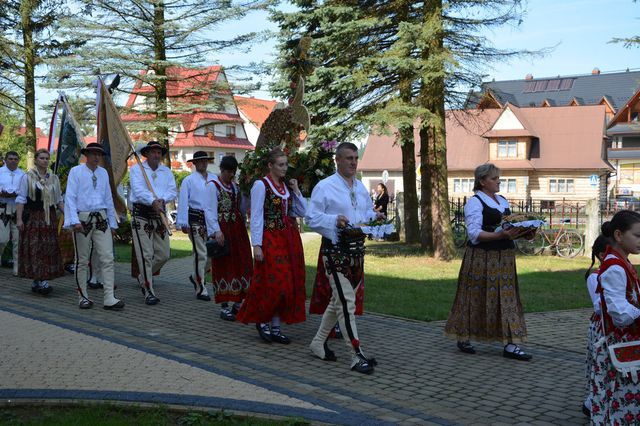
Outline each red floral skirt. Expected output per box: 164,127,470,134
58,228,75,265
309,248,364,315
212,219,253,303
236,217,306,324
18,208,64,280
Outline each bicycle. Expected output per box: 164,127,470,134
515,219,584,258
451,210,467,248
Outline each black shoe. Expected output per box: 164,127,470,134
351,355,375,375
197,293,211,301
220,308,236,321
503,344,532,361
145,294,160,305
255,323,272,343
36,281,53,295
104,300,125,310
323,342,337,362
457,341,476,354
64,264,75,274
582,403,590,417
87,281,104,289
79,299,94,309
270,332,291,344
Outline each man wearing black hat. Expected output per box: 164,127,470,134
177,151,215,301
64,143,124,310
129,140,177,305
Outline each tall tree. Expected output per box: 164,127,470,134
46,0,272,167
273,0,535,258
0,0,77,166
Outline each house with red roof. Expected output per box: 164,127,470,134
233,95,278,145
121,65,254,171
19,126,96,152
359,104,612,202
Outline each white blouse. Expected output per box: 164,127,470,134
586,272,602,316
250,178,306,246
176,171,216,229
202,176,247,237
464,191,510,245
600,253,640,327
305,173,377,244
63,164,118,229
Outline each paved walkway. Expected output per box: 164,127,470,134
0,243,591,425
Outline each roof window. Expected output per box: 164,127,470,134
523,78,575,93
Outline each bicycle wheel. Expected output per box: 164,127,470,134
452,222,467,248
515,232,545,255
556,231,583,258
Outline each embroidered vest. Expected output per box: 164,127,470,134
261,177,291,231
597,247,640,339
212,180,240,224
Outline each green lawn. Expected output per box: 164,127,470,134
303,237,592,322
0,405,304,426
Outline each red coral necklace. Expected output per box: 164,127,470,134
266,174,286,195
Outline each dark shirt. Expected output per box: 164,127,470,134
374,193,389,216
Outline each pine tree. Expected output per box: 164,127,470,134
46,0,272,166
0,0,78,166
272,0,533,258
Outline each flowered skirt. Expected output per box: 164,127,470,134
309,242,364,315
58,228,75,265
212,219,252,303
236,217,306,324
444,246,527,344
585,314,600,411
589,327,640,424
18,208,64,280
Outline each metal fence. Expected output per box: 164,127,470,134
449,197,589,230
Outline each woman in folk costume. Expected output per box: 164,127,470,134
15,148,65,294
236,148,306,344
444,163,533,360
589,211,640,424
583,235,610,418
204,155,252,321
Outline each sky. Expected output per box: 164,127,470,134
33,0,640,128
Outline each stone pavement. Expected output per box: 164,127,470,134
0,240,591,425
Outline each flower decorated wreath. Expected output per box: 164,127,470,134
238,37,337,197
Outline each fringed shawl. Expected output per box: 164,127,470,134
25,168,62,225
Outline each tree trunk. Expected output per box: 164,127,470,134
419,125,433,252
421,0,453,260
399,127,419,243
20,0,36,168
153,0,170,168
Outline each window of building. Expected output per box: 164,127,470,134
497,140,517,158
500,178,517,193
218,153,225,163
453,178,474,193
225,125,236,137
549,178,574,193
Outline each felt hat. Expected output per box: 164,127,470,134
186,151,215,162
140,140,168,156
80,143,106,156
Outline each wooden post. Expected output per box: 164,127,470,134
396,191,405,241
584,198,600,257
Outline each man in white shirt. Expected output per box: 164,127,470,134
64,143,123,310
129,140,177,305
177,151,215,301
0,151,24,276
306,142,383,374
